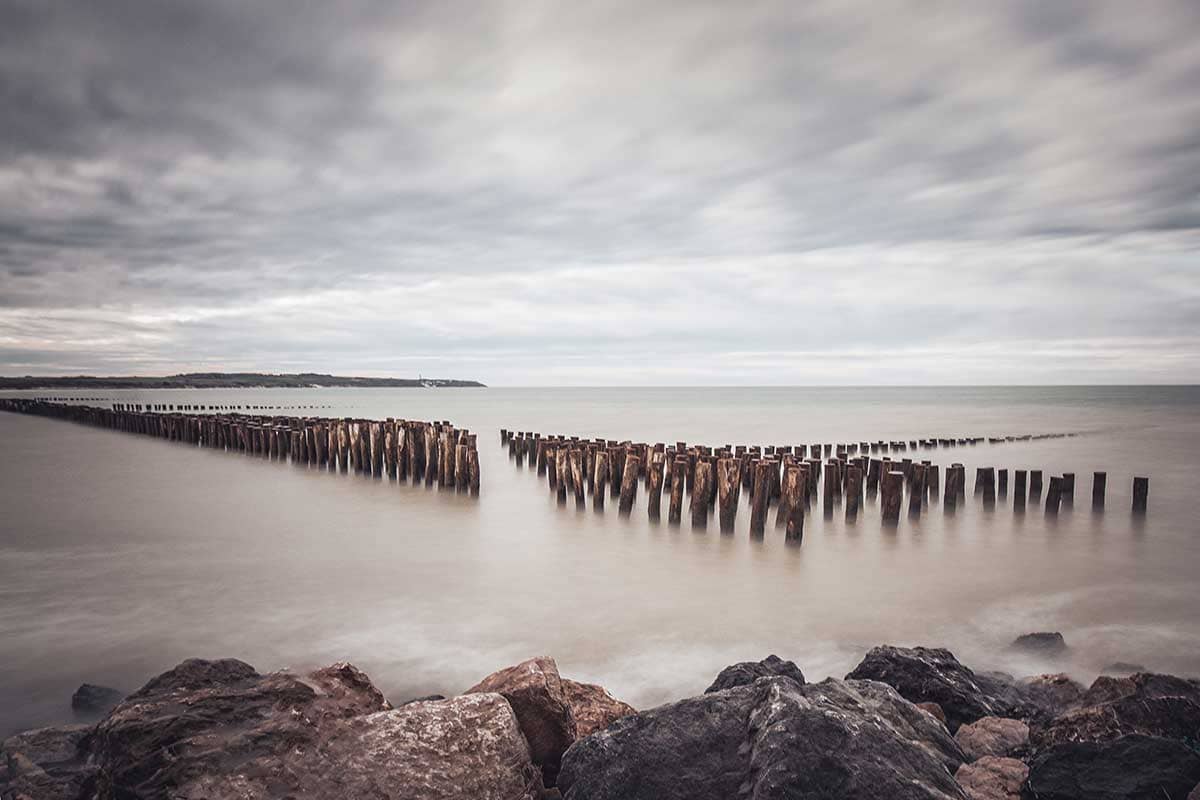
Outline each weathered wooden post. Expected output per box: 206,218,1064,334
1092,471,1106,510
569,448,585,508
1132,477,1149,513
845,465,862,520
881,471,904,524
668,456,688,525
556,448,569,506
1045,476,1063,514
783,465,805,541
618,455,640,516
467,447,480,496
997,468,1008,498
592,450,610,511
647,451,665,521
717,458,740,532
1030,470,1043,502
909,463,925,514
456,444,470,492
749,461,772,535
1014,469,1027,511
1061,472,1075,505
690,459,713,529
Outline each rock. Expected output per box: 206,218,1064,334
1102,661,1147,675
558,676,967,800
84,656,543,800
69,684,124,716
399,693,447,706
1024,734,1200,800
560,679,635,738
954,756,1027,800
704,654,805,693
1018,673,1084,714
919,701,948,725
846,645,1009,732
953,716,1029,761
1190,781,1200,800
1037,672,1200,749
467,656,577,785
0,724,94,800
1011,632,1068,656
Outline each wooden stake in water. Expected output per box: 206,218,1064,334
1132,476,1149,513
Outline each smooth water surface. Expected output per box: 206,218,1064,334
1,386,1198,734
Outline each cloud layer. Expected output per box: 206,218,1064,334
2,0,1199,383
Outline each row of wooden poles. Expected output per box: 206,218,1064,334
500,430,1149,537
0,400,480,494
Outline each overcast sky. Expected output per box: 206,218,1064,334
2,0,1199,384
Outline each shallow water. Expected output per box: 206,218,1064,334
1,385,1198,735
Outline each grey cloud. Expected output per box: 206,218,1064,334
0,0,1198,382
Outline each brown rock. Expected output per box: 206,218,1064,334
74,657,542,800
955,756,1028,800
954,716,1029,761
468,656,578,785
918,701,948,725
0,724,94,800
561,679,635,738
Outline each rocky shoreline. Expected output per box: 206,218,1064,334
3,641,1199,800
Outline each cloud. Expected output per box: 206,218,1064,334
0,0,1198,382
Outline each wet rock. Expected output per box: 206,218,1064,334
467,656,577,785
1018,673,1084,715
954,716,1029,761
83,656,544,800
1102,661,1147,675
558,676,967,800
919,701,949,725
1024,734,1200,800
69,684,124,717
954,756,1027,800
704,654,805,693
0,724,94,800
560,679,635,738
1190,782,1200,800
1011,632,1067,656
1037,672,1200,749
846,645,1008,731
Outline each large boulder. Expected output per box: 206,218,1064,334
1036,672,1200,749
1024,734,1200,800
561,679,635,738
70,684,124,717
83,657,542,800
0,724,94,800
558,676,967,800
467,656,577,785
846,646,1009,731
954,756,1027,800
953,716,1029,761
704,654,805,693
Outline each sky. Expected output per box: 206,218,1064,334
1,0,1199,385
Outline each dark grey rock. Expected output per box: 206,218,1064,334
1036,672,1200,750
846,645,1011,732
69,684,124,717
558,676,966,800
0,723,95,800
704,654,805,693
1024,734,1200,800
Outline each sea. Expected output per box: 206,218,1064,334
1,385,1197,735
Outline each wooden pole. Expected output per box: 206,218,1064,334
1132,476,1149,512
783,465,805,542
1045,476,1063,515
690,459,712,529
1092,471,1106,510
845,465,862,520
668,456,687,525
749,461,771,535
569,448,585,508
646,451,665,521
1014,469,1027,511
593,450,610,512
882,470,904,524
618,454,640,516
717,457,740,532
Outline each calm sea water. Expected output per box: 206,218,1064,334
1,386,1198,735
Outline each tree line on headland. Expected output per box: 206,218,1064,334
0,372,485,389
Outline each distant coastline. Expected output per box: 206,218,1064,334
0,372,486,389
